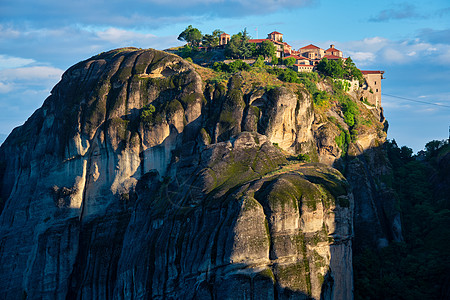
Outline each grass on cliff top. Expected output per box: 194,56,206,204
191,58,385,145
191,60,303,94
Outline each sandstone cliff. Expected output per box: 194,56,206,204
0,48,399,299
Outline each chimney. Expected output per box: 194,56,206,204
330,44,335,49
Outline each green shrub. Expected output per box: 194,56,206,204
271,55,278,65
253,55,265,68
335,130,350,156
297,154,311,162
313,90,330,107
340,97,359,127
277,68,301,83
141,104,156,123
284,57,296,67
212,60,250,73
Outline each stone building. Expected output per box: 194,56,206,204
322,54,344,61
325,45,343,57
361,70,385,108
293,64,314,72
219,33,230,46
247,31,294,58
299,44,325,60
267,31,283,42
283,55,312,65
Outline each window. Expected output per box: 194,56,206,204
374,81,377,85
376,89,379,92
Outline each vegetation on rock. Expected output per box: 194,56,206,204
316,57,363,83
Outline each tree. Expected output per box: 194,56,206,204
179,44,193,58
212,29,224,37
258,40,276,59
284,57,296,67
271,55,278,65
344,57,364,82
316,58,345,78
178,25,203,47
400,146,414,162
253,55,265,68
225,29,253,59
425,140,444,157
212,60,250,73
225,34,243,58
278,69,300,83
202,29,223,48
239,28,253,59
202,34,217,48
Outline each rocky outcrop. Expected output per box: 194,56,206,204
0,48,396,299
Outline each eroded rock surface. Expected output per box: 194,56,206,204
0,48,395,299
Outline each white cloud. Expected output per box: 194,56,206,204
0,25,185,68
436,46,450,64
381,48,407,63
0,81,13,93
346,51,375,65
381,99,412,109
95,27,157,44
0,66,63,81
0,55,35,70
0,66,63,94
0,25,21,39
338,36,450,67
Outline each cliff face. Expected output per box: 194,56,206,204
0,48,396,299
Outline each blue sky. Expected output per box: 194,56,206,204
1,0,449,151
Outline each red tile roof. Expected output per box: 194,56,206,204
300,44,322,50
294,64,314,67
220,33,230,37
361,70,385,75
269,31,283,35
325,47,341,52
248,39,271,43
323,54,342,60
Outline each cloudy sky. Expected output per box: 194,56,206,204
1,0,449,151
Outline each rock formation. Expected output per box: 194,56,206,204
0,48,400,299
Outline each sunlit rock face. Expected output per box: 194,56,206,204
0,48,394,299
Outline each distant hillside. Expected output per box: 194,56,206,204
0,134,6,146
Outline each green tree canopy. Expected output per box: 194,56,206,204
212,60,250,73
271,55,278,65
178,25,203,47
317,57,364,83
258,40,276,59
202,29,223,48
225,29,253,59
344,57,364,83
284,57,296,67
425,140,445,157
316,58,345,78
253,55,265,68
